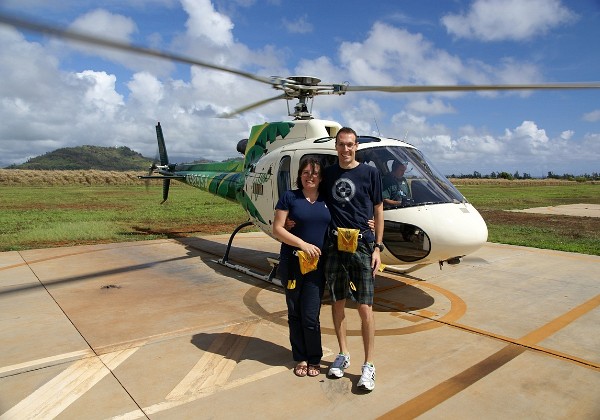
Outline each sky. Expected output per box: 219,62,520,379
0,0,599,177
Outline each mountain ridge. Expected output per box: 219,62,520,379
5,145,155,171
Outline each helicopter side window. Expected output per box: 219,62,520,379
277,155,291,199
301,153,338,170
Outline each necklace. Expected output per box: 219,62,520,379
303,190,318,204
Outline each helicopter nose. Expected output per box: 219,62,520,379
382,203,488,264
443,204,488,252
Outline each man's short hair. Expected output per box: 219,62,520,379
335,127,358,143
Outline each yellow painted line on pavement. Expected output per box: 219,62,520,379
0,347,140,420
0,349,94,377
112,327,335,419
379,293,600,419
141,350,334,417
140,366,290,418
166,321,258,400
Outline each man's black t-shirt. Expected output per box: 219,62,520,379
323,163,382,243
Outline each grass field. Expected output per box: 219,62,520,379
456,182,599,255
1,170,599,255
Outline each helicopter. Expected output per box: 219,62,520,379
2,13,599,280
141,76,489,277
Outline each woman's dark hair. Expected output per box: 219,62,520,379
296,157,323,190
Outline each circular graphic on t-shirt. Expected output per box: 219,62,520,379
332,177,355,202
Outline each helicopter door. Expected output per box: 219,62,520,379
276,155,291,201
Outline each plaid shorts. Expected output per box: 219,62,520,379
324,238,375,305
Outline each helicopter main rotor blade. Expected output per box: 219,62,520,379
0,13,273,86
3,12,599,119
344,82,600,93
220,93,289,118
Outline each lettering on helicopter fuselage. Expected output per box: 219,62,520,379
248,172,271,199
186,174,210,189
252,183,264,195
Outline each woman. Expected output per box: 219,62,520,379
273,157,330,377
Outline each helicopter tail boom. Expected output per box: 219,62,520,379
138,123,247,205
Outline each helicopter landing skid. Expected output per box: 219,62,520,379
216,221,283,287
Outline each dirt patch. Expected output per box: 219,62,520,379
12,223,249,251
7,202,130,211
480,210,600,239
131,223,251,237
508,204,600,218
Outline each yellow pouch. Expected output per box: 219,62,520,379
337,228,360,253
296,251,319,275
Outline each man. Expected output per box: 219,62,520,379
382,160,410,208
322,127,384,391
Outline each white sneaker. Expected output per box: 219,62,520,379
357,363,375,391
328,353,350,378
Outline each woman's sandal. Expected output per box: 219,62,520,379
294,363,308,377
307,364,320,377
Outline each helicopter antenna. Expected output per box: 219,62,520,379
373,118,381,136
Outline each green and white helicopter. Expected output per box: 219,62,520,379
142,76,491,279
3,14,599,282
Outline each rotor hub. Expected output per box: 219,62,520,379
287,76,321,86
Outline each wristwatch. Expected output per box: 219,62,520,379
374,243,385,252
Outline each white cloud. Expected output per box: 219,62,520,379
580,133,600,159
282,14,313,34
407,98,455,116
128,72,164,106
501,120,550,157
0,25,245,166
0,2,293,168
493,58,543,86
582,109,600,122
0,2,596,176
70,9,138,42
0,28,60,100
560,130,574,140
389,111,449,139
441,0,577,41
76,70,124,116
374,115,599,177
51,9,175,76
339,99,384,135
339,23,435,86
333,22,542,89
295,56,339,83
181,0,234,46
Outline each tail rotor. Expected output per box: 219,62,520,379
139,122,180,203
155,122,171,203
161,179,171,204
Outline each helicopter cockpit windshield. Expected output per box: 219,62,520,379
356,145,466,209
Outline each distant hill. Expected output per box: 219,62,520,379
5,146,154,171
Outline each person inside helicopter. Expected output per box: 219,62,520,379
382,160,411,209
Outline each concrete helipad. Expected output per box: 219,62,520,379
509,203,600,218
1,233,599,419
